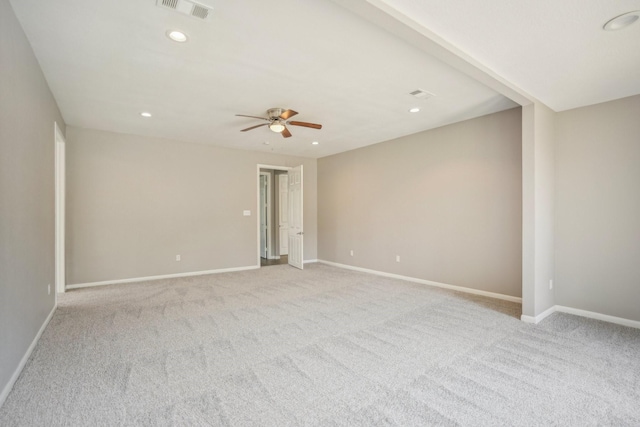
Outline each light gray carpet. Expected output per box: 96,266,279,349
1,263,639,426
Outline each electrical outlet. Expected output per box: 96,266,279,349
350,250,354,256
396,255,400,262
549,279,553,290
176,255,181,261
48,284,51,295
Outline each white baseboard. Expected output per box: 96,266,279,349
521,304,556,324
555,305,640,329
317,259,522,303
304,259,318,264
67,265,260,290
521,305,640,329
0,303,57,409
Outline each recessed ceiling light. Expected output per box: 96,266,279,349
140,112,152,118
312,141,319,145
409,108,420,113
603,11,640,31
166,30,188,42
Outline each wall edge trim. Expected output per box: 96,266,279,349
521,305,640,329
67,265,260,289
520,305,556,324
555,305,640,329
317,259,522,303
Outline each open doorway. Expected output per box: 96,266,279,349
259,167,288,267
257,164,303,269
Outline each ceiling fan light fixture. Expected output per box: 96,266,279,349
269,122,286,133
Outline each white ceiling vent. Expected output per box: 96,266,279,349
157,0,212,21
409,89,436,100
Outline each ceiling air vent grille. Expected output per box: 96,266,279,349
161,0,179,9
191,4,209,19
156,0,213,21
409,89,436,100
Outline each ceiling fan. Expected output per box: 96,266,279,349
236,108,322,138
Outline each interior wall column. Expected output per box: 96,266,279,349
521,102,556,322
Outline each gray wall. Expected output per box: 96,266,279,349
556,94,640,321
318,108,522,297
0,0,65,399
66,127,317,285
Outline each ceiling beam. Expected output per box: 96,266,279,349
332,0,540,107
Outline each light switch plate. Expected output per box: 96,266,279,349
243,210,251,216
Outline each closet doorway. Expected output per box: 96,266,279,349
257,164,303,268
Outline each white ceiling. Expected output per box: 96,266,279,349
11,1,638,158
377,0,640,112
9,0,516,158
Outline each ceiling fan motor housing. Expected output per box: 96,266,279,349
267,108,285,120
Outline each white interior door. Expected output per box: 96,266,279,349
288,165,303,269
259,173,268,259
278,174,289,255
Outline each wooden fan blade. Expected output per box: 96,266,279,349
236,114,269,121
279,109,298,120
241,123,269,132
281,126,292,138
289,121,322,130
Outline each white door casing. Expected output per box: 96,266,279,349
256,164,295,267
54,122,66,293
259,172,270,259
278,174,289,256
288,165,303,269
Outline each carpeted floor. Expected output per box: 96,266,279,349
1,263,639,426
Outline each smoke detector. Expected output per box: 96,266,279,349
156,0,213,21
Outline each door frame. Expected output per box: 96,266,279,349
54,122,66,294
259,171,271,260
256,164,291,267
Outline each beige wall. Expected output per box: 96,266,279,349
0,0,65,400
318,108,522,297
66,127,317,285
556,94,640,321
